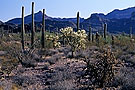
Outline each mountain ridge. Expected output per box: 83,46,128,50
3,6,135,34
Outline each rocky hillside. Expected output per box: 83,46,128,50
0,21,3,25
106,7,135,19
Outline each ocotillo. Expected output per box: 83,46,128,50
41,9,45,48
31,2,35,49
21,6,25,50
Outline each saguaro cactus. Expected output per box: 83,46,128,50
31,2,35,49
56,28,59,35
41,9,45,48
112,35,115,45
21,6,25,50
77,12,79,31
92,34,94,42
129,27,132,38
103,23,107,39
88,26,92,41
96,32,100,44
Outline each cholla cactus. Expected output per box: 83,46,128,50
85,48,117,88
46,34,61,48
60,27,87,57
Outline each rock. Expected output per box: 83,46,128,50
45,57,56,65
32,54,41,62
0,51,7,56
42,63,50,70
66,52,73,58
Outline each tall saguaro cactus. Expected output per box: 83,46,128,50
103,23,107,39
88,26,92,41
21,6,25,50
96,32,100,45
31,2,35,49
41,9,45,48
112,35,114,45
92,34,94,42
77,12,79,31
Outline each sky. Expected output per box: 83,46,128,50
0,0,135,22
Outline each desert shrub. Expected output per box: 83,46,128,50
114,67,135,90
13,76,35,86
50,80,76,90
85,48,117,88
114,35,134,50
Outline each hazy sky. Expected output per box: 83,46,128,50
0,0,135,22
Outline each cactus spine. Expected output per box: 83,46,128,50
77,12,79,31
41,9,45,48
103,23,107,39
31,2,35,49
88,26,92,41
21,6,25,50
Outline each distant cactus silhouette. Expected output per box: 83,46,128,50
96,32,100,40
41,9,45,48
77,12,79,31
21,6,25,50
88,25,92,41
112,35,115,45
129,27,132,38
31,2,35,49
92,34,94,42
96,32,100,44
103,23,107,39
